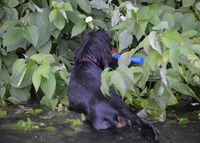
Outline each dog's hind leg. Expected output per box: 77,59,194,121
109,91,158,142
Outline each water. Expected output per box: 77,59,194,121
0,105,199,143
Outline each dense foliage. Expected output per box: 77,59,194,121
0,0,200,121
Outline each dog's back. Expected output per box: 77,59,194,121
68,29,158,142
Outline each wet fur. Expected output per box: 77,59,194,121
68,29,158,142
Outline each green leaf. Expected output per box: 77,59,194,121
117,66,134,90
63,3,73,11
171,82,200,102
11,59,27,87
112,19,132,30
49,9,59,22
30,53,55,64
19,60,37,88
12,59,26,76
90,0,109,10
71,22,86,37
152,21,169,30
37,39,52,54
12,118,39,131
100,68,110,96
32,69,41,92
67,11,84,24
53,12,65,30
40,73,56,98
179,118,190,125
149,31,162,54
76,0,91,14
7,0,19,7
27,109,43,116
173,12,184,31
118,52,131,66
111,8,120,27
40,96,58,110
137,6,153,20
170,48,180,71
37,63,50,79
182,30,198,38
8,86,31,104
196,2,200,10
30,8,51,48
58,64,69,83
182,0,195,7
191,44,200,55
161,30,184,48
162,13,175,28
7,97,20,104
111,71,126,97
0,110,7,119
22,25,39,47
0,86,6,98
181,13,196,32
3,27,24,47
118,30,133,52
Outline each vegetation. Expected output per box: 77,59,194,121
0,0,200,122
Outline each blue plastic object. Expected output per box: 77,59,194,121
112,54,144,65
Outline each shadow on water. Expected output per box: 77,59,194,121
0,105,199,143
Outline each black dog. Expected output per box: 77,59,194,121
68,29,158,142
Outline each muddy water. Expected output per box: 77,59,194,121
0,105,199,143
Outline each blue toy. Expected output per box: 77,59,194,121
112,54,144,65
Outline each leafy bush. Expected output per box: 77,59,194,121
0,0,200,121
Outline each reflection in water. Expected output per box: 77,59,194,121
0,121,199,143
0,105,199,143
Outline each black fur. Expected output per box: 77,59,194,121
68,29,158,142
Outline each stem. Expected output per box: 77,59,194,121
192,5,200,21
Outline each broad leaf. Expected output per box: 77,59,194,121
111,8,120,27
137,6,153,20
171,82,200,102
7,0,19,7
40,95,58,110
196,2,200,11
161,30,184,48
53,12,65,30
181,13,196,32
182,0,195,7
22,25,39,47
118,30,133,51
101,68,111,96
11,59,27,87
162,13,175,28
63,3,73,11
49,9,58,22
90,0,109,10
111,71,126,97
170,48,180,71
30,54,55,64
37,63,50,79
8,86,31,104
191,44,200,55
40,73,56,99
118,52,131,66
32,68,41,92
3,27,24,48
152,21,169,30
0,86,6,98
71,22,86,37
149,31,162,54
76,0,91,14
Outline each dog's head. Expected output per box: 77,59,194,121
75,29,113,69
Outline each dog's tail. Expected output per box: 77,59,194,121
126,114,158,143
